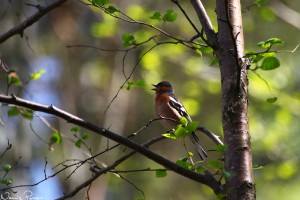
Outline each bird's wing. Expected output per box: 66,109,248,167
169,96,192,122
169,96,207,160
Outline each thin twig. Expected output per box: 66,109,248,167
197,126,223,146
0,0,69,43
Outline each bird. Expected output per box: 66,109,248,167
152,81,207,161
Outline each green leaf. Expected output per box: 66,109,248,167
106,6,119,14
150,11,162,20
266,97,277,103
199,46,213,54
174,125,189,138
261,52,275,57
195,48,202,57
249,54,264,63
223,170,235,179
216,144,227,153
257,41,269,48
179,117,188,125
2,164,12,172
82,133,89,140
260,57,280,70
256,0,268,3
29,69,46,80
7,107,20,117
0,178,13,186
21,109,34,120
162,133,176,139
265,38,284,45
186,121,199,132
257,37,284,48
122,33,136,47
209,56,219,66
51,132,62,144
253,164,264,170
155,169,167,178
75,139,82,148
196,165,207,173
187,151,193,157
217,193,226,200
92,0,109,6
123,80,146,90
176,158,193,170
208,160,223,170
71,127,81,132
163,9,178,22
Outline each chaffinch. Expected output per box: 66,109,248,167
152,81,207,161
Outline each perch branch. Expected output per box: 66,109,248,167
0,94,222,194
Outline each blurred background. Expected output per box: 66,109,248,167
0,0,299,199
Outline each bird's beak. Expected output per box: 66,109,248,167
151,84,157,91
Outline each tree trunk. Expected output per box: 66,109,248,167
215,0,256,199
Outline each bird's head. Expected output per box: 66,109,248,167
152,81,174,94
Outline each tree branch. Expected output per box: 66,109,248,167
0,0,69,44
197,126,223,146
0,94,222,194
190,0,217,47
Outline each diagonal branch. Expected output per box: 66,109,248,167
0,94,222,194
0,0,69,44
190,0,217,47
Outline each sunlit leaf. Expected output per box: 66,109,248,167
82,133,89,140
209,56,219,66
122,33,136,47
256,0,268,3
187,151,193,157
92,0,109,6
2,164,12,172
196,165,207,173
216,144,227,153
199,46,213,54
174,124,189,138
71,127,81,132
163,9,177,22
0,178,13,186
261,52,275,57
208,160,223,170
7,107,20,117
155,169,167,178
162,133,176,139
150,11,162,20
29,69,46,80
21,109,34,120
253,164,264,170
179,117,188,125
186,121,199,132
123,80,146,90
75,139,82,148
260,57,280,70
266,97,277,103
51,132,62,144
176,158,193,170
257,37,284,48
223,170,235,179
106,6,119,14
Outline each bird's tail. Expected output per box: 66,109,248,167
189,132,207,161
